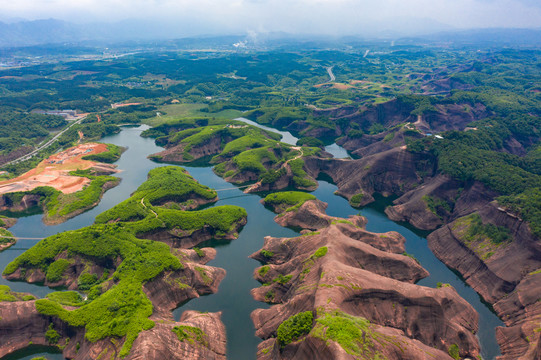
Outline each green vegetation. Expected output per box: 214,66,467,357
78,272,98,290
311,310,387,359
0,110,66,156
2,171,119,224
192,247,205,257
95,166,218,224
460,213,510,245
264,191,316,213
409,114,541,237
402,252,420,264
260,250,274,259
298,247,329,281
297,137,324,148
448,344,460,360
0,285,35,302
276,311,314,346
172,325,208,347
0,228,16,249
3,166,247,358
422,195,452,219
45,323,61,344
46,291,84,307
313,247,328,258
288,159,317,189
436,282,451,289
349,193,364,208
195,266,212,285
82,143,124,163
46,259,71,282
452,213,511,260
149,118,319,188
273,274,293,285
258,265,270,277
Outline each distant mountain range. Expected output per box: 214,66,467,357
0,18,540,49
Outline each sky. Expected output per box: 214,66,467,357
1,0,540,36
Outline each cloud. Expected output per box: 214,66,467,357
1,0,540,35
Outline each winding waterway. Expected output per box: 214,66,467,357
1,123,502,360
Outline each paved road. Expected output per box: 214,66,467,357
1,115,87,168
326,66,336,82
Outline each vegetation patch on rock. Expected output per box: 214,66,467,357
276,311,314,347
263,191,316,213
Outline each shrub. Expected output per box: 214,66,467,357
77,273,98,290
313,247,328,258
260,250,274,259
172,325,208,347
45,323,61,344
349,193,364,207
258,265,270,277
193,247,205,257
448,344,460,360
46,259,71,283
276,311,314,346
273,274,292,284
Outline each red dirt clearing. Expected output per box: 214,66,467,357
0,143,109,195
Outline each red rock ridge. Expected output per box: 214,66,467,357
250,202,481,360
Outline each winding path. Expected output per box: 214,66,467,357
140,197,158,218
326,66,336,82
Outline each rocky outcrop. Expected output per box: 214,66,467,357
250,203,480,360
427,201,541,359
494,273,541,360
385,174,503,231
126,311,227,360
270,199,366,231
305,146,434,207
0,301,227,360
151,133,226,164
1,245,229,360
0,300,58,358
0,193,41,212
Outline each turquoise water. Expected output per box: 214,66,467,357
0,125,502,360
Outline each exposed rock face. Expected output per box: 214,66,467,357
384,174,493,230
251,204,480,360
288,99,490,143
152,134,226,164
427,201,541,359
0,193,41,212
421,103,491,133
494,273,541,360
305,147,434,207
0,300,57,358
270,199,366,231
127,311,227,360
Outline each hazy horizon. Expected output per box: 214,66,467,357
1,0,540,38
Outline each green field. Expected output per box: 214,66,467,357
144,103,243,126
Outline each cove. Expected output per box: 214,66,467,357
0,124,502,360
